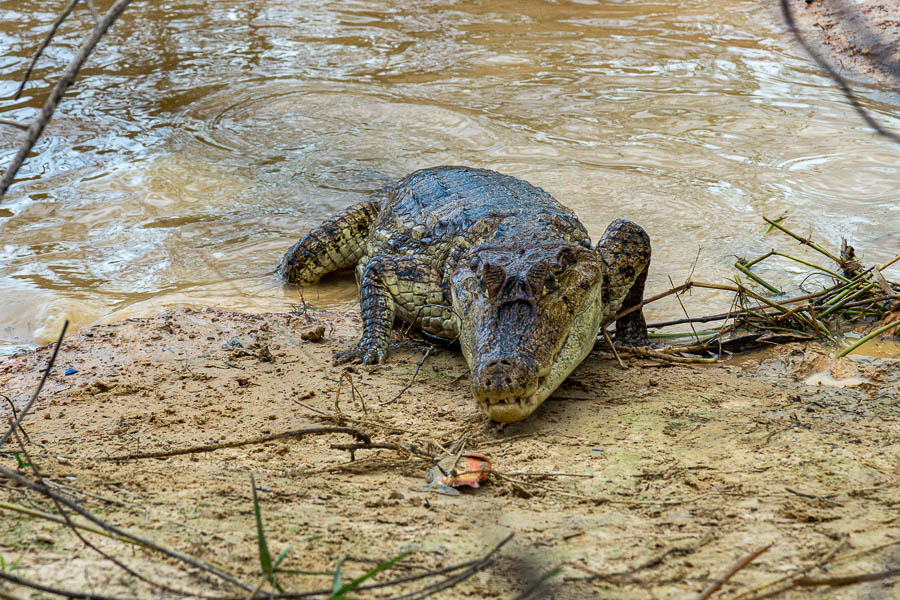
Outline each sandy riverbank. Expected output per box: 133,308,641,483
1,306,897,598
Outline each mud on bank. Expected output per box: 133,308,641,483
0,307,898,598
790,0,900,87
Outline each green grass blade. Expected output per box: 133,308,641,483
250,474,273,576
274,544,294,569
13,452,31,469
331,555,345,594
329,552,411,599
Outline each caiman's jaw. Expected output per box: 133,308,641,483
450,242,605,423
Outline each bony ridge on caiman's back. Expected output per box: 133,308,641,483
278,166,651,423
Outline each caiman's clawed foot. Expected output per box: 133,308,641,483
333,342,387,365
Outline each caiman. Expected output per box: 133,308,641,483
278,166,651,422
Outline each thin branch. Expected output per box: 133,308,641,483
83,0,101,24
11,430,228,600
602,327,626,369
0,571,126,600
1,0,136,198
1,394,30,443
0,320,67,448
0,465,253,592
102,427,371,461
696,544,772,600
0,119,29,130
613,282,692,322
794,568,900,588
0,500,136,544
669,274,701,342
779,0,900,143
383,345,432,405
13,0,82,100
763,217,843,265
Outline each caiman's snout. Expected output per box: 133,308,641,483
472,355,542,423
454,242,605,423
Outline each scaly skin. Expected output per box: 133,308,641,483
278,166,651,422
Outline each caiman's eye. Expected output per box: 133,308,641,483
461,276,481,293
543,271,557,294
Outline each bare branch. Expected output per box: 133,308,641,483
696,544,772,599
0,465,254,592
0,118,29,130
0,0,136,199
0,320,67,449
780,0,900,143
13,0,82,100
83,0,101,24
102,426,372,461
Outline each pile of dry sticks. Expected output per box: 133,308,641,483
608,217,900,364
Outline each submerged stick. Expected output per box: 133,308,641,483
835,320,900,358
734,262,780,294
762,218,842,265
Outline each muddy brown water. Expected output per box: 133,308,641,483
1,0,899,355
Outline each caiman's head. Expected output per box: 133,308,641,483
450,241,605,422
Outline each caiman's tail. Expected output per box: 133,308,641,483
277,198,381,284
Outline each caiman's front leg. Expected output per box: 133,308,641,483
334,255,452,365
278,199,380,284
597,218,652,346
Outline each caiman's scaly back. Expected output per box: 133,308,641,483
278,166,650,422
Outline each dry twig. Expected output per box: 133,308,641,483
696,544,772,600
0,465,252,591
0,321,67,448
383,345,432,405
102,426,371,461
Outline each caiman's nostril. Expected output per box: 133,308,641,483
484,357,510,371
473,355,539,400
